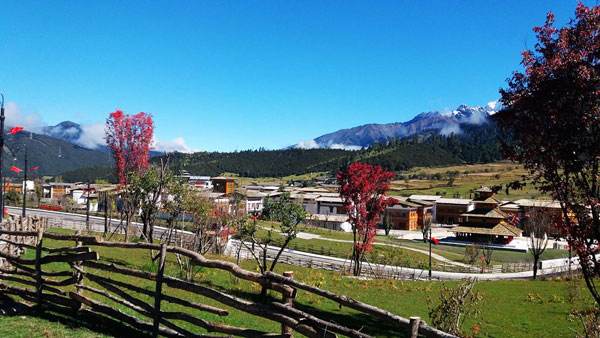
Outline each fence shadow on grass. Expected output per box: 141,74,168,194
0,294,143,337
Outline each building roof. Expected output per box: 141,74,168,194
437,198,472,205
392,198,422,208
239,190,266,198
316,192,341,197
199,192,226,199
316,196,344,203
211,176,235,181
474,186,493,193
44,182,74,187
473,196,501,204
388,204,417,210
290,192,320,201
407,198,435,207
499,201,520,211
297,187,330,193
513,199,562,209
409,195,442,202
461,208,508,219
450,221,522,237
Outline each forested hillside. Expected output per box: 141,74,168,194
61,124,501,182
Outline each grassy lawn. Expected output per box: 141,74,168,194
256,222,437,269
1,227,596,337
377,237,571,265
269,222,570,267
0,314,108,338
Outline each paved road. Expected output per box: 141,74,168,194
6,206,583,280
5,206,194,241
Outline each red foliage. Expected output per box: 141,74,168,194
337,162,394,275
9,126,23,135
496,3,600,305
105,110,154,185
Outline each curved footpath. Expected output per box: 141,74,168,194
227,239,582,280
6,206,583,280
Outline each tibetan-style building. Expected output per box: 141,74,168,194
450,187,522,243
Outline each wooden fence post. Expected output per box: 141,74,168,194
281,271,296,337
35,227,44,311
409,316,420,338
153,244,167,338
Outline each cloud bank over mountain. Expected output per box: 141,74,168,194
3,102,193,153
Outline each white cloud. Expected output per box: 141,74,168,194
4,102,45,131
77,123,106,149
440,124,461,136
328,143,362,151
153,137,193,153
295,139,320,149
486,101,498,111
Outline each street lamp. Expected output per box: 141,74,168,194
0,93,5,223
21,145,28,218
12,142,29,218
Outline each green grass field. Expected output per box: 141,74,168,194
1,227,595,337
389,161,544,200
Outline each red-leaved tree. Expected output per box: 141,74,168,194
337,162,395,276
105,110,153,241
105,110,154,185
496,3,600,305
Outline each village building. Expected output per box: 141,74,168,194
211,177,236,195
434,197,473,225
316,195,345,215
235,190,266,214
384,203,419,231
41,182,73,201
450,187,522,243
289,192,320,214
71,187,99,212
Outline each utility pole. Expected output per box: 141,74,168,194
86,181,91,232
103,191,109,236
21,145,27,218
0,93,5,223
428,225,432,280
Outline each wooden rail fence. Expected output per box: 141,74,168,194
0,219,455,338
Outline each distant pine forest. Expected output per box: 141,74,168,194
62,123,501,182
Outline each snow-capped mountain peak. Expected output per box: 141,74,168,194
295,102,498,150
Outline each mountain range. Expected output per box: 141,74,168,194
301,103,498,149
1,129,111,177
2,102,501,180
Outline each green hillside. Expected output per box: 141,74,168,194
3,132,112,177
61,124,502,182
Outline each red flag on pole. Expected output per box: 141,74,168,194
509,214,521,226
10,166,22,173
9,126,24,135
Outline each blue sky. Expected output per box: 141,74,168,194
0,1,586,152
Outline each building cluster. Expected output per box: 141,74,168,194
14,172,565,246
406,187,564,243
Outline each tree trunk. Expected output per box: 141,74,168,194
352,252,362,276
532,256,539,280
